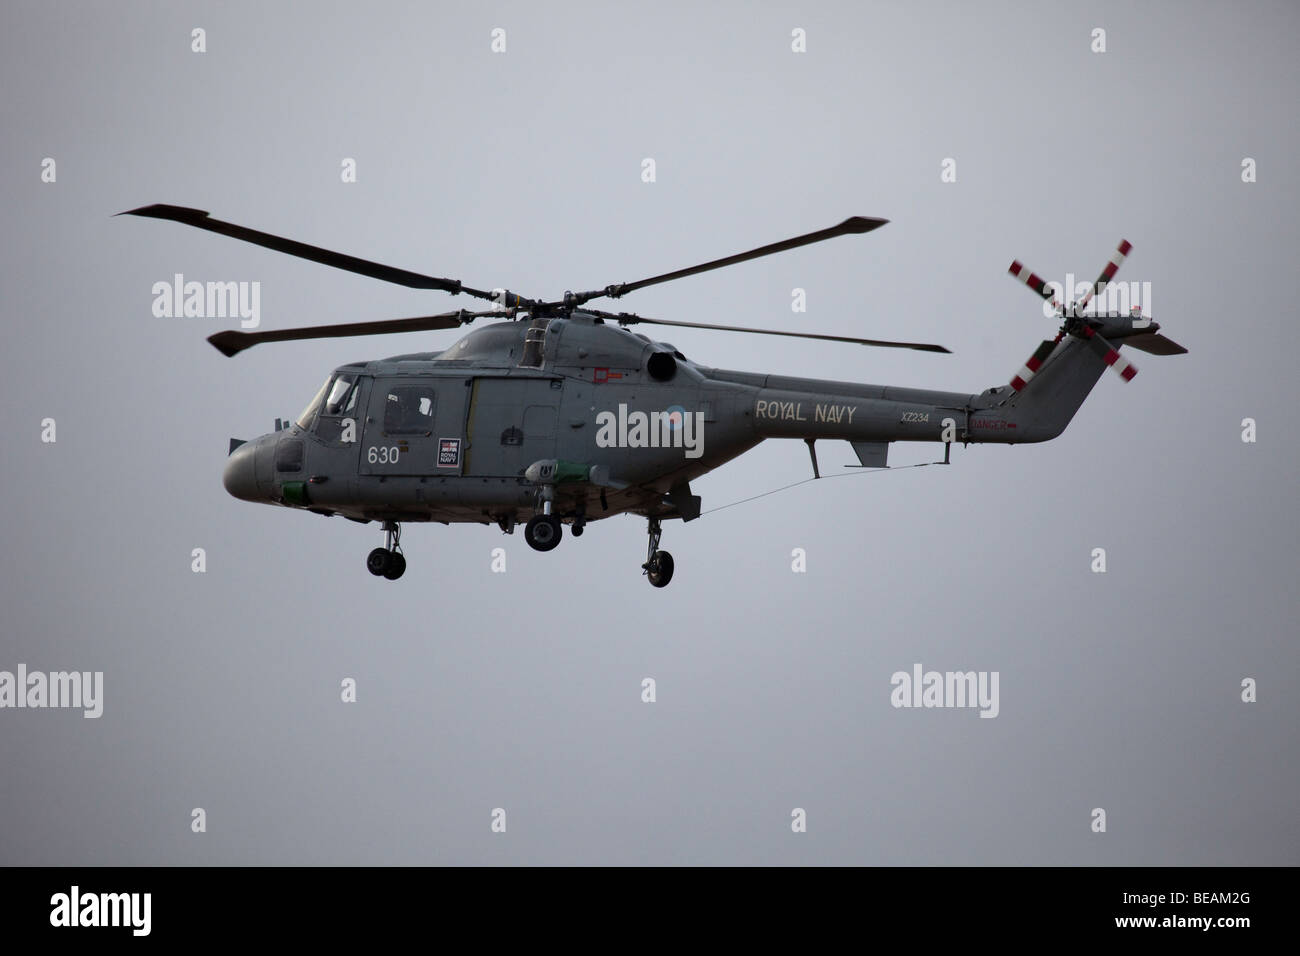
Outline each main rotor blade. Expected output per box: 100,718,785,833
571,216,889,305
206,311,490,357
118,204,521,305
605,311,950,353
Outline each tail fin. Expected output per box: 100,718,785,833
1000,336,1109,441
1008,339,1058,392
989,314,1185,442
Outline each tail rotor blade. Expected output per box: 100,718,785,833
1081,327,1138,382
1075,239,1132,313
1008,260,1060,307
1009,339,1058,391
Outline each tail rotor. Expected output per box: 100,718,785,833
1004,238,1182,387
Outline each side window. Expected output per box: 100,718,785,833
384,386,436,435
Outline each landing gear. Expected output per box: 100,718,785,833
366,521,406,579
642,517,675,588
571,515,586,537
525,514,563,552
525,486,565,552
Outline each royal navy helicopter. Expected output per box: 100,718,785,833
121,205,1185,586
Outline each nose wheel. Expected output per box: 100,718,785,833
642,518,674,588
367,521,406,579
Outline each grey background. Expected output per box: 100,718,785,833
2,0,1296,865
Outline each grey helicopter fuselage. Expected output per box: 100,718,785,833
120,204,1184,584
222,307,1142,530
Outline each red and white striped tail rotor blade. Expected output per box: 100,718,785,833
1075,239,1133,313
1009,339,1057,391
1081,327,1138,382
1008,260,1059,307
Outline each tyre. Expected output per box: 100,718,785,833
383,552,407,580
367,547,391,576
646,550,674,588
524,514,563,552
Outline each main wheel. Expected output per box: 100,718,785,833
367,547,391,576
646,550,674,588
383,552,407,580
524,514,563,552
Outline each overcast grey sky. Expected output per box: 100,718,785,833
2,0,1296,865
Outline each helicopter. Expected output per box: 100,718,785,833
121,205,1185,586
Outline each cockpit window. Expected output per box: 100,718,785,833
324,374,359,416
302,372,364,441
296,377,331,429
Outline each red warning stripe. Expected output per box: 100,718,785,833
1009,340,1056,391
1102,348,1138,380
1008,260,1057,302
1077,239,1132,311
1082,326,1138,381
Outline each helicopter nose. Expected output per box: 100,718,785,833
223,439,262,501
